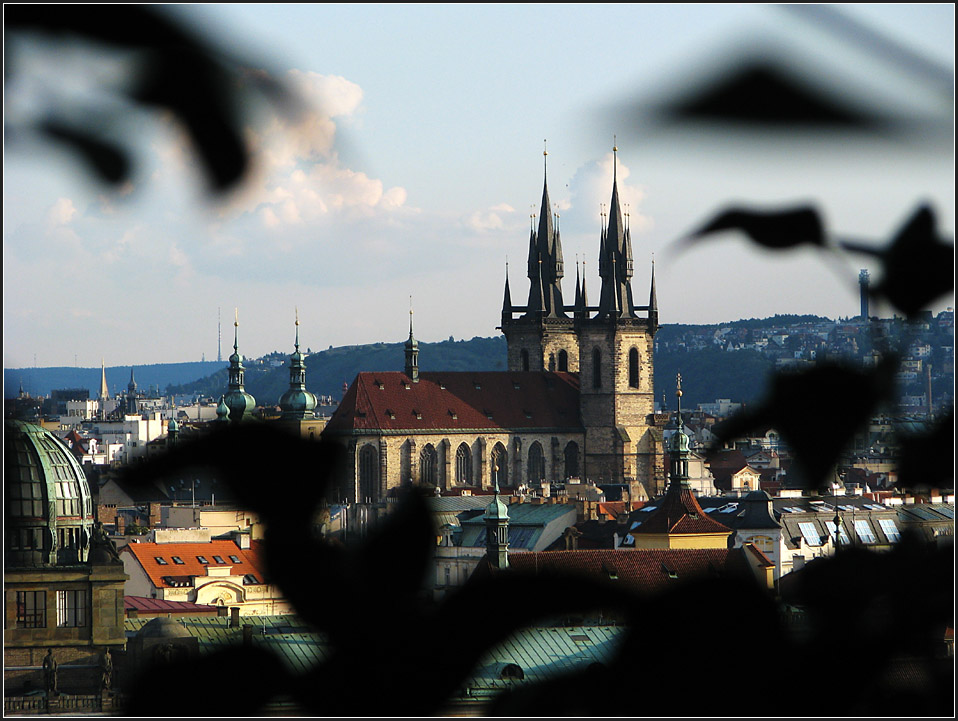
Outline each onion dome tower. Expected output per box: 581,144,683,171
223,309,256,423
279,310,318,420
5,419,95,567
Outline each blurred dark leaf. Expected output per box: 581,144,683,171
895,408,955,491
5,5,294,193
684,205,826,250
841,205,954,319
40,120,130,185
124,644,290,716
709,356,899,490
668,63,877,128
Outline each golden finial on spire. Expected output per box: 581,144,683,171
543,139,548,157
676,372,683,396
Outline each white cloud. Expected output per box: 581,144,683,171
46,197,77,227
563,153,651,235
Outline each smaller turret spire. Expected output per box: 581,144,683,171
649,255,659,331
405,296,419,382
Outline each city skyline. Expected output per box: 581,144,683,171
4,4,954,369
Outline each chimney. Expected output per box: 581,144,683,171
217,606,229,617
230,606,240,628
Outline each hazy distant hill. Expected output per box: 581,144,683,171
6,327,786,411
5,362,224,400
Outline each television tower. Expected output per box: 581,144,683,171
858,269,870,320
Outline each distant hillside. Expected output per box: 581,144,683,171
6,315,837,410
167,336,509,404
5,362,224,400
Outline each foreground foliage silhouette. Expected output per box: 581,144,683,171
113,422,953,717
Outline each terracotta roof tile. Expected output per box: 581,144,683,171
631,486,732,536
122,540,268,589
124,595,218,614
324,371,581,433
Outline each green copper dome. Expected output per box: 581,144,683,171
5,419,95,567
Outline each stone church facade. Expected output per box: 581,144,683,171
323,148,666,502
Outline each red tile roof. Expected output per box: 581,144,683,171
506,548,752,594
124,596,218,615
323,371,581,434
631,485,732,537
122,540,268,589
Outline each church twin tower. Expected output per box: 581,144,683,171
500,146,663,493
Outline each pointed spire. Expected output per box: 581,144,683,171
99,359,110,400
649,255,659,331
405,296,419,382
501,261,513,322
523,144,566,319
596,142,636,319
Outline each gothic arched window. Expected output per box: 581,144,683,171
521,349,530,372
456,443,472,485
491,443,508,488
358,444,379,503
558,349,568,373
420,444,438,487
592,348,602,389
564,441,580,480
628,347,639,388
528,441,545,483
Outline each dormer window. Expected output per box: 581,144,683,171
229,555,242,564
386,409,396,419
171,556,185,565
412,409,422,420
374,379,384,390
196,556,209,564
512,381,520,390
448,409,458,420
212,556,226,564
473,381,482,390
523,409,532,419
154,557,168,565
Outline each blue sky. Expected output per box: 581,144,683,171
4,4,954,368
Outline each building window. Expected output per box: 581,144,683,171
57,590,88,627
358,444,380,503
528,442,545,483
171,556,185,564
16,591,46,628
212,556,226,564
196,556,209,564
628,348,639,388
491,443,508,487
878,518,900,543
229,555,242,564
456,443,472,485
558,349,568,373
592,348,602,389
420,444,438,487
564,441,580,479
854,519,877,544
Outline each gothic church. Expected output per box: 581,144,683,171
323,148,665,502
